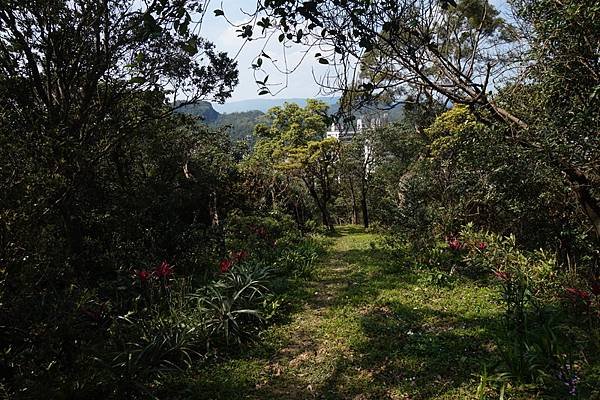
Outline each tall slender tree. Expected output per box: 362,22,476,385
252,100,339,230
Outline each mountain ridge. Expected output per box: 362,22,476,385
176,98,404,142
213,97,340,114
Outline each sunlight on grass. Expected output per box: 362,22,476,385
177,226,509,399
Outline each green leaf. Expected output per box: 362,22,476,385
182,38,198,55
129,76,146,84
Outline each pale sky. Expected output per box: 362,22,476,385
200,0,511,102
201,0,335,101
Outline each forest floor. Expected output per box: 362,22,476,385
170,226,505,399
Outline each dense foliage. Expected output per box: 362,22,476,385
214,110,265,143
0,1,316,398
1,0,598,398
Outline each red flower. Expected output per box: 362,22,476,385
154,261,173,278
493,270,511,281
231,250,249,263
565,287,591,303
447,238,462,251
476,242,487,250
135,269,152,282
219,258,233,273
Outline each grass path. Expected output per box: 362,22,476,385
179,226,503,399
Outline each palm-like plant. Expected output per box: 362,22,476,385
193,263,272,346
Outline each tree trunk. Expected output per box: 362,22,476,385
209,190,219,227
348,178,359,224
270,187,276,209
321,206,333,231
361,180,369,229
208,190,227,254
303,177,334,231
293,201,303,232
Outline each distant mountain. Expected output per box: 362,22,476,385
214,110,264,142
175,101,264,142
176,101,220,123
175,97,404,144
213,97,339,114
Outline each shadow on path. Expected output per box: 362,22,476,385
176,226,502,400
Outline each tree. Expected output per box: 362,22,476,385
504,0,600,240
285,138,340,230
219,0,600,240
339,128,379,228
0,2,239,394
423,105,577,246
0,0,238,266
337,142,362,225
252,100,339,230
228,0,515,119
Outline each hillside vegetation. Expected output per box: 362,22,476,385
1,0,598,399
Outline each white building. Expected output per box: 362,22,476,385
325,118,363,141
325,115,387,141
326,115,388,175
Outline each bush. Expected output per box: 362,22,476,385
223,211,301,262
275,237,325,278
193,260,272,347
453,224,599,397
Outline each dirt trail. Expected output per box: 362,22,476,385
248,226,390,399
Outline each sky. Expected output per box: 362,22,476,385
199,0,511,102
200,0,336,102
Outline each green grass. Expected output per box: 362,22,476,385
163,226,507,399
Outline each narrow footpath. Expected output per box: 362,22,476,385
189,226,501,399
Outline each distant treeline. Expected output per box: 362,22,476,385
177,99,405,143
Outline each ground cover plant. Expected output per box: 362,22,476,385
159,227,599,399
1,0,599,398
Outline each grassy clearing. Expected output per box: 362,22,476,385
166,226,506,399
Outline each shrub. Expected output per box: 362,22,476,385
275,237,325,278
456,224,599,397
223,212,301,263
193,261,272,347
